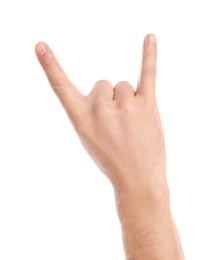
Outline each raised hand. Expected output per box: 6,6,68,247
35,34,166,193
35,34,184,259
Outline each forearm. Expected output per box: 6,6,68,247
114,181,184,260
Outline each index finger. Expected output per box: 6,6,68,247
35,42,85,126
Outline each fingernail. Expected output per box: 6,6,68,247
35,43,47,56
148,34,156,45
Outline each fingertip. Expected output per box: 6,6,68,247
144,34,156,46
35,42,47,56
144,34,149,45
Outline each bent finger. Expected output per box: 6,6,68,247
113,81,135,101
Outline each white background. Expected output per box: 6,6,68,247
0,0,220,259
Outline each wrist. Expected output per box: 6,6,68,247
113,170,170,207
113,178,171,232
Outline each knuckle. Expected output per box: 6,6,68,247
141,68,155,77
50,80,66,93
115,81,131,88
42,57,54,69
94,79,112,87
91,80,112,94
51,82,62,93
92,100,108,116
145,47,157,57
118,101,134,114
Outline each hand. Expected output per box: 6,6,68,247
35,35,185,260
35,34,167,195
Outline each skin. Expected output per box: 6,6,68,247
35,34,185,259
